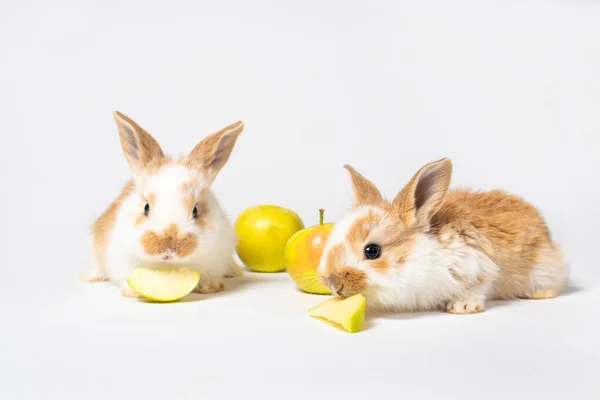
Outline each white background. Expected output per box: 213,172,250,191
1,0,599,399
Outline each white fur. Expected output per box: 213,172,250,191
87,164,237,293
363,235,500,311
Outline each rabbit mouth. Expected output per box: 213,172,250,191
158,253,188,263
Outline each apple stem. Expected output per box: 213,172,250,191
319,208,324,225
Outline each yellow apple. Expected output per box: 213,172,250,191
284,209,333,294
234,205,305,272
127,267,200,302
308,293,367,333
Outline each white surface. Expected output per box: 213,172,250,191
1,0,599,398
2,274,599,399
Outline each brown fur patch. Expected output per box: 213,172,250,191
141,231,164,256
143,156,173,177
181,180,199,196
183,196,195,218
343,165,383,206
193,200,210,230
429,189,556,298
187,121,243,180
338,266,368,295
147,193,156,208
323,243,345,276
392,158,452,227
345,211,380,254
113,111,166,175
134,213,145,227
318,242,367,295
91,180,136,272
379,217,419,267
181,181,210,231
370,258,390,273
344,209,419,274
140,223,198,258
133,192,156,227
176,233,198,259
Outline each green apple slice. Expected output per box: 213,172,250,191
308,293,366,333
127,267,200,302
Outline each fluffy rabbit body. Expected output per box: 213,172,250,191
318,159,568,314
81,112,244,297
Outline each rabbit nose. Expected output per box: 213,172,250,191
161,249,174,260
325,275,341,291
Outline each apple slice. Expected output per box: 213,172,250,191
127,267,200,302
308,293,366,333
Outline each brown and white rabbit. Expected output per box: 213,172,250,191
317,158,568,313
81,111,244,297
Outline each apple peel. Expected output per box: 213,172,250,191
284,209,333,295
308,293,367,333
127,267,200,302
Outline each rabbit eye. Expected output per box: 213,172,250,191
364,244,381,260
144,203,150,216
192,206,198,219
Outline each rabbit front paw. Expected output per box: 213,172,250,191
193,279,224,294
224,260,244,278
120,282,142,298
79,268,107,283
445,299,485,315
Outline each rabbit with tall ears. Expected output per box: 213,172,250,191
81,112,244,297
318,159,568,313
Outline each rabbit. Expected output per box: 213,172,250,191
317,158,568,314
80,111,245,297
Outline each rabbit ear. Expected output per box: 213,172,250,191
392,158,452,226
113,111,165,175
189,121,244,182
344,165,383,207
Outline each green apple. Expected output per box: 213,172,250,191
284,209,333,294
234,205,304,272
127,267,200,302
308,293,367,333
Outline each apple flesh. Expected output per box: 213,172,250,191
308,293,366,333
127,267,200,302
284,209,333,294
234,205,304,272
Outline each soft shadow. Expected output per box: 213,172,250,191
362,320,375,331
484,299,517,310
79,269,264,304
134,270,262,304
175,271,261,302
367,307,439,321
367,300,511,319
558,285,583,297
366,284,585,316
310,316,372,334
295,287,332,296
311,316,346,332
485,284,584,307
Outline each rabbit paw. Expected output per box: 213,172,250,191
193,280,224,294
224,263,244,278
120,283,141,298
530,289,559,299
79,268,107,283
445,300,485,315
